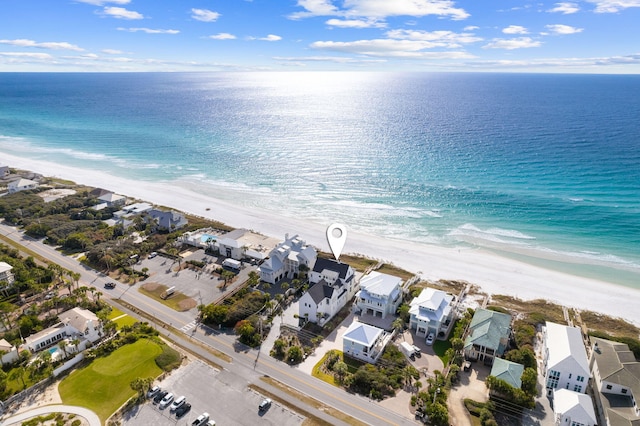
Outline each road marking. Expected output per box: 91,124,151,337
180,320,197,333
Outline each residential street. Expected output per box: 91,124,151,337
0,222,418,426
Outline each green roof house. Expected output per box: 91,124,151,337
490,358,524,389
464,308,512,365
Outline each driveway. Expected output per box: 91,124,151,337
448,361,491,426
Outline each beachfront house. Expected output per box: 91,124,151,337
0,165,9,177
7,178,38,194
0,261,15,290
343,322,389,364
0,338,19,365
259,234,317,284
23,307,103,354
490,358,525,389
148,208,188,231
355,271,402,320
97,192,126,207
463,308,512,365
179,228,219,250
589,337,640,426
542,322,590,397
408,287,454,339
553,389,597,426
298,258,356,325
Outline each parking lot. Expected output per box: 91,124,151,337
135,249,257,308
121,361,304,426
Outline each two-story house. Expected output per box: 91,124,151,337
543,322,590,397
148,208,188,231
298,258,355,325
259,234,317,284
343,322,389,364
24,307,103,354
590,337,640,426
408,287,454,339
553,389,597,426
0,261,15,290
463,308,512,365
355,271,402,319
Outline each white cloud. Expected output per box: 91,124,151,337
503,25,529,34
0,39,83,51
483,37,542,49
386,29,482,47
208,33,237,40
325,18,386,28
310,38,475,58
102,6,143,19
290,0,469,21
464,25,479,31
76,0,130,5
547,2,580,14
259,34,282,41
0,52,53,59
273,55,387,63
545,24,583,34
117,27,180,34
102,49,124,54
191,8,220,22
587,0,640,12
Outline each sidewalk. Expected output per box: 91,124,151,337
2,405,101,426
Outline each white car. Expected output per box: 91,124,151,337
158,392,174,409
147,385,160,398
169,395,186,412
192,413,210,426
426,333,435,345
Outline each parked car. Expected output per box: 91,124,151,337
259,398,272,412
170,395,186,412
175,403,191,418
153,390,168,404
158,392,174,409
149,252,158,259
147,385,161,398
426,333,435,345
412,345,422,357
206,420,216,426
192,412,210,426
104,282,116,289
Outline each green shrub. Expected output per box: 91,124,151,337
155,344,182,371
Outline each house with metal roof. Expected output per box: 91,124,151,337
408,287,454,339
490,358,524,389
542,322,590,397
258,234,317,284
463,308,512,365
355,271,402,319
553,389,597,426
343,322,388,364
590,337,640,426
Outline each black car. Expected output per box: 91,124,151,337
175,402,191,418
104,282,116,289
153,390,168,404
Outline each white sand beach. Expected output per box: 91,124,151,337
4,153,640,326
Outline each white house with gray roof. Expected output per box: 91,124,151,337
463,308,512,365
409,287,454,339
258,234,317,284
8,178,38,194
298,258,356,325
543,322,590,397
355,271,402,319
589,337,640,426
553,389,597,426
343,322,389,364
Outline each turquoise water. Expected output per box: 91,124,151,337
0,72,639,287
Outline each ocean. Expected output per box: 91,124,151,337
1,72,639,287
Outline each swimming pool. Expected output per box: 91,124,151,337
200,234,217,243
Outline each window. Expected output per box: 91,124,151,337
606,384,612,390
574,385,582,392
622,389,628,394
577,375,585,382
569,373,572,379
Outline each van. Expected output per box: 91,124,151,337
159,392,174,409
170,395,186,412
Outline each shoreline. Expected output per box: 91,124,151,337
4,153,640,326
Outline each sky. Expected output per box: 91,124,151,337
1,0,640,73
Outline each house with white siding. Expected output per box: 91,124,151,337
542,322,590,397
589,337,640,426
23,307,103,354
8,178,38,194
408,287,454,339
0,261,15,289
553,389,597,426
355,271,402,319
258,234,317,284
343,322,389,364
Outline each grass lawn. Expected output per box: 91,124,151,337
106,307,138,330
138,284,193,311
59,339,163,422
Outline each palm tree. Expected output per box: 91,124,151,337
71,337,81,353
59,340,68,359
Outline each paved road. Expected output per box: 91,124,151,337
0,223,417,426
1,404,101,426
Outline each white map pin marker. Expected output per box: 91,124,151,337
326,223,347,261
